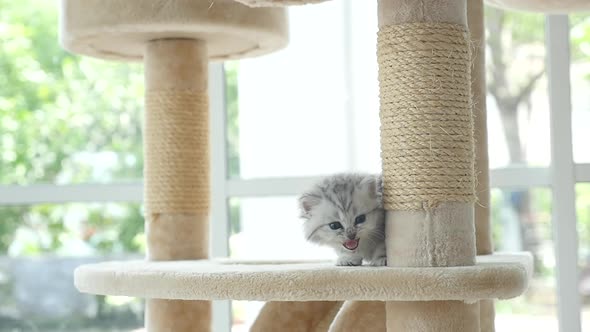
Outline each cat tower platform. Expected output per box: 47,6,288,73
58,0,581,330
75,253,532,302
236,0,590,11
60,0,288,61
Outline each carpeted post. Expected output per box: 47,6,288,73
377,1,480,331
144,39,211,332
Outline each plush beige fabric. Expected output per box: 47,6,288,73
480,299,496,332
59,0,288,61
328,300,481,332
386,203,476,267
234,0,590,13
251,301,343,332
74,254,532,302
486,0,590,13
387,300,480,331
146,299,211,331
329,301,490,332
329,301,386,332
235,0,328,6
144,39,208,104
378,0,466,26
328,300,496,332
146,213,210,260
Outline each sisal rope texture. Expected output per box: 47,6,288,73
144,90,209,214
377,23,476,211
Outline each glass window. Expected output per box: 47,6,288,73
0,0,144,186
491,188,557,331
228,196,333,260
230,5,555,177
0,203,144,331
485,9,550,168
228,196,335,331
230,2,356,179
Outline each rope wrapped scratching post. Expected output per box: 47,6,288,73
379,23,475,212
144,39,211,332
377,0,478,331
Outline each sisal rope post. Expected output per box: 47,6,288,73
377,0,479,331
144,39,211,332
468,0,496,330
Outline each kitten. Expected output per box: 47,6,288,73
298,173,386,266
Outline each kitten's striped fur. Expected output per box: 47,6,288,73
298,173,386,266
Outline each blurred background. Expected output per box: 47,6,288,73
0,0,589,331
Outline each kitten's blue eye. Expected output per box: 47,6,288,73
355,214,366,225
328,222,343,230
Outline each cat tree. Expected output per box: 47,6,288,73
59,0,586,330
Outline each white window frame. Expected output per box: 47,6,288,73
0,9,589,332
547,14,582,332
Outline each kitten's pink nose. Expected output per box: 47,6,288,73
347,232,357,240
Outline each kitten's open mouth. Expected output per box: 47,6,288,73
343,239,359,250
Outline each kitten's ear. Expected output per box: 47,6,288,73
298,192,321,219
360,175,383,201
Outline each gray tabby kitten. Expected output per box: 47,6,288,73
298,173,386,266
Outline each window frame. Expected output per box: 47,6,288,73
546,14,581,332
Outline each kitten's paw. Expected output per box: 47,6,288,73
370,256,387,266
336,257,362,266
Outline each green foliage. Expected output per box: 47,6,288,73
224,62,242,234
0,1,144,255
0,0,244,256
571,14,590,63
490,189,504,248
0,0,144,186
0,207,27,253
577,184,590,261
225,61,241,179
488,8,545,43
1,203,144,256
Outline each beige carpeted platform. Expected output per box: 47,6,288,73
60,0,288,61
75,253,532,302
235,0,329,6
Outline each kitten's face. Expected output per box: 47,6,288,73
299,174,384,252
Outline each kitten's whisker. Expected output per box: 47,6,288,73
306,225,323,241
369,229,386,239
